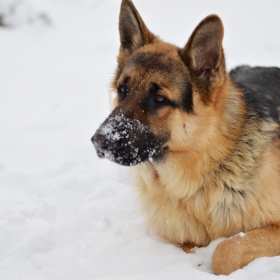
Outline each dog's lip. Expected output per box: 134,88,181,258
163,145,169,151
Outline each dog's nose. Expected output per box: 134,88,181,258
91,133,117,157
91,134,106,148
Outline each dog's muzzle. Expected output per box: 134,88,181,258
91,133,117,159
91,114,165,166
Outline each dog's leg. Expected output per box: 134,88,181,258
212,223,280,275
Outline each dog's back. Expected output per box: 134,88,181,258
230,66,280,122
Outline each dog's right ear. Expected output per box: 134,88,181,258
119,0,155,54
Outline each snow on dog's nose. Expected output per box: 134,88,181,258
91,114,165,166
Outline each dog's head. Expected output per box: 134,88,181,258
92,0,227,166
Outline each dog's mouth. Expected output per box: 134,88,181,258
91,114,167,166
94,146,161,166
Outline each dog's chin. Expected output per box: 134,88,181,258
113,157,144,167
95,147,168,167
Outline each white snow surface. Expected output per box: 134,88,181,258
1,0,280,279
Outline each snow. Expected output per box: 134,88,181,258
1,0,280,279
238,232,246,238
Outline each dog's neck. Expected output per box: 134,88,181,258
137,79,276,201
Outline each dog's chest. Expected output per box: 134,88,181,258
143,193,212,246
133,164,213,245
133,163,249,246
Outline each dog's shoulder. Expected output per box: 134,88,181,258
230,65,280,122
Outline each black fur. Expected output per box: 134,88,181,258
182,83,194,113
230,66,280,122
92,108,168,166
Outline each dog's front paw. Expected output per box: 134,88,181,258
212,234,250,275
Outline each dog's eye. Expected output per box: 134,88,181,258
118,85,126,100
118,77,129,101
154,95,165,103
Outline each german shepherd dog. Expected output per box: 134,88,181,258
92,0,280,275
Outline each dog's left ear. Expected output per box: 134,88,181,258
119,0,155,54
180,15,225,103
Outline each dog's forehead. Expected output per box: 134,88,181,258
120,48,188,87
128,51,176,69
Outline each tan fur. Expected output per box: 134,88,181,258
212,223,280,275
109,0,280,275
131,82,280,274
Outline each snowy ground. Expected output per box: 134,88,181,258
1,0,280,279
